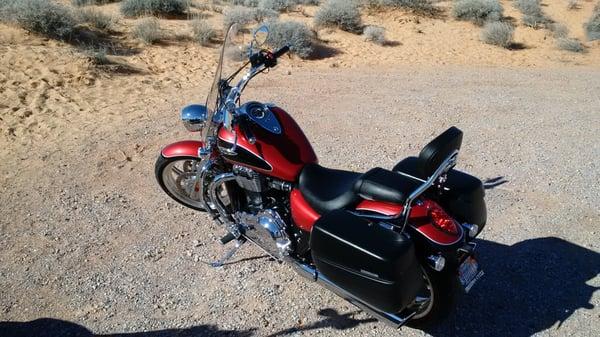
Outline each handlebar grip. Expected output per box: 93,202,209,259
273,46,289,59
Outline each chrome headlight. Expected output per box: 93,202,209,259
181,104,208,132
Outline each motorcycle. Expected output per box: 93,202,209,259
155,24,487,328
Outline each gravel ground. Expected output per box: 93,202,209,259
1,66,599,337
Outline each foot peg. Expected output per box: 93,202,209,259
210,238,245,268
220,232,236,245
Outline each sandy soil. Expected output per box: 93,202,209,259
0,1,599,336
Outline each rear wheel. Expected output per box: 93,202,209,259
407,266,456,328
155,155,206,211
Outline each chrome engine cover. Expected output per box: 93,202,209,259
234,209,291,260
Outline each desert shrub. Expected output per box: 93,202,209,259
121,0,188,17
265,20,314,58
314,0,362,33
191,19,216,45
566,0,579,10
190,1,212,10
0,0,77,40
481,21,513,47
513,0,548,28
258,0,297,12
211,4,224,13
85,46,110,65
222,5,278,26
452,0,503,25
231,0,260,6
298,0,320,4
253,7,279,22
521,14,545,28
363,25,385,45
77,8,118,30
556,37,585,52
585,2,600,41
363,0,435,13
223,6,256,29
133,17,162,43
549,22,568,38
72,0,122,6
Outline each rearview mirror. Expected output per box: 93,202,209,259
252,25,269,48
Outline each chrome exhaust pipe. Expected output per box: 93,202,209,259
291,261,416,328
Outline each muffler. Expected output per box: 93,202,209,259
291,261,416,328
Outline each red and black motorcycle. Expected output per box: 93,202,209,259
155,25,486,328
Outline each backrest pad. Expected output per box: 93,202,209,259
417,126,463,177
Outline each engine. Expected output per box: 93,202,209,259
230,165,292,260
234,210,291,260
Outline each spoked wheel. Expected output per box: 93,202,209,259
155,155,207,211
407,266,455,328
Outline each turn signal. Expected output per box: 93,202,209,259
427,202,459,235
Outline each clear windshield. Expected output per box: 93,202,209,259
202,24,249,142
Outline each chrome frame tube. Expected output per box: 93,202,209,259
208,172,236,222
197,158,215,213
399,151,459,230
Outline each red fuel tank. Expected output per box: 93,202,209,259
217,106,317,182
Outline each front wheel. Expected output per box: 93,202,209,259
155,155,206,211
407,266,456,328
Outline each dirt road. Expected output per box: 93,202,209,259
1,66,599,337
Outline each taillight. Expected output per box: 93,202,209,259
426,201,459,235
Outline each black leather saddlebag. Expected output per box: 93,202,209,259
393,157,487,228
310,210,424,313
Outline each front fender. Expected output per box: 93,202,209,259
161,140,204,158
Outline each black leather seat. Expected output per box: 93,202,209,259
298,127,465,214
355,167,422,204
298,165,422,214
298,164,362,214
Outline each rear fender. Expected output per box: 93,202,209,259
161,140,204,158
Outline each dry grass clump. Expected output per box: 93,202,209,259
585,2,600,41
190,19,216,46
513,0,549,28
363,0,435,15
363,25,386,45
258,0,297,12
549,22,568,38
298,0,320,4
121,0,189,17
556,37,585,52
253,7,279,21
223,6,258,29
481,21,514,48
231,0,260,6
77,8,118,30
566,0,579,10
265,20,314,58
84,46,110,65
452,0,503,25
133,17,162,44
72,0,122,6
314,0,363,33
0,0,77,40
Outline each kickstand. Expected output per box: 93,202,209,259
210,239,245,268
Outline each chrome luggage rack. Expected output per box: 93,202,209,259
352,150,459,232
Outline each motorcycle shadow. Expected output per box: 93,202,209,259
425,236,599,337
0,318,256,337
265,308,377,337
